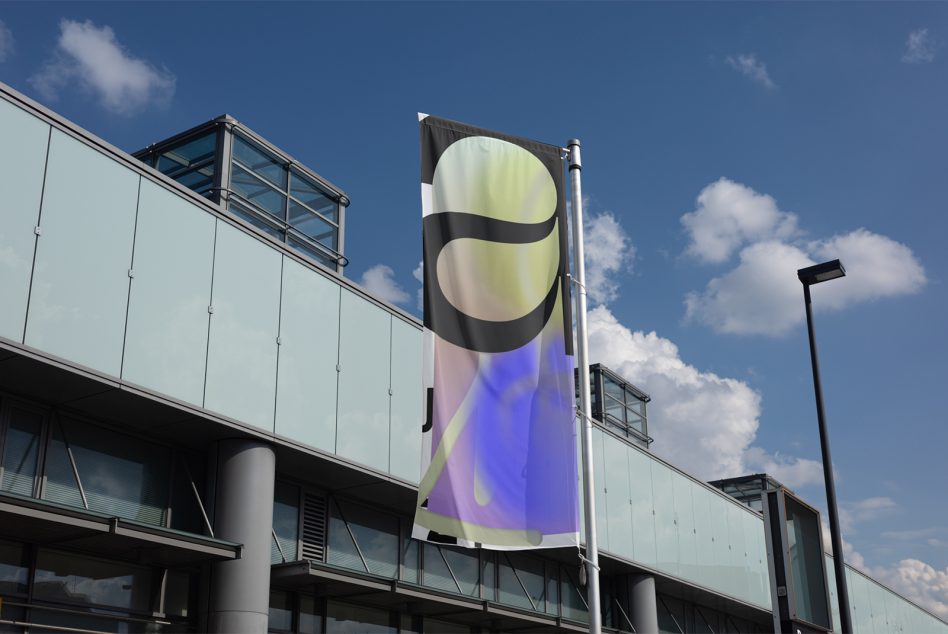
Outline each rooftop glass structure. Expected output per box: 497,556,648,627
708,473,785,513
135,115,349,273
585,363,652,448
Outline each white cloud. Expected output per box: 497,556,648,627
840,496,898,532
726,53,777,89
587,304,822,483
682,178,926,337
29,19,175,115
584,211,635,305
685,240,813,335
412,260,424,310
0,20,14,62
742,446,824,489
902,28,937,64
681,178,799,264
360,264,410,306
879,559,948,619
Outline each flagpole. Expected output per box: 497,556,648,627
568,138,602,634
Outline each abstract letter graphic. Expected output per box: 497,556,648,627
414,115,579,550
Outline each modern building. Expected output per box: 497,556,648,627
0,80,946,634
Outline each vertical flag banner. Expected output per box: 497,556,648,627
414,115,579,550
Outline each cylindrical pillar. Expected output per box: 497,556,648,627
207,439,276,633
628,574,659,634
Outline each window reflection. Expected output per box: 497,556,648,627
0,404,43,497
0,540,29,595
33,549,152,612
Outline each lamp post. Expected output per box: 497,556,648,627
798,259,852,634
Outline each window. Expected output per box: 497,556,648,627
0,401,44,497
593,367,649,447
0,539,29,595
272,481,300,564
153,131,217,198
229,132,342,269
33,549,154,613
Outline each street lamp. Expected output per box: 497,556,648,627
798,258,852,634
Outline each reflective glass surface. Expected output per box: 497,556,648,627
33,549,152,612
726,503,749,600
423,543,459,594
272,481,300,564
603,436,633,561
672,472,697,583
43,417,171,525
626,445,657,567
230,199,284,240
268,590,293,632
204,222,282,431
326,602,395,634
233,134,287,188
26,130,138,376
155,132,216,176
441,547,480,597
289,200,336,249
499,552,545,612
231,164,286,219
650,460,678,576
591,428,609,552
785,496,830,628
0,98,48,341
275,257,340,454
291,168,338,221
299,594,324,634
0,404,43,497
691,487,715,589
288,235,336,269
328,499,398,578
0,540,28,595
122,180,215,406
389,319,422,483
336,291,391,471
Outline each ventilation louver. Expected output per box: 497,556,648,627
300,491,328,562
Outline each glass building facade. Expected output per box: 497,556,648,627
1,81,946,633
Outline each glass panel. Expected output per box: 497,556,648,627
26,130,138,376
204,222,281,431
442,547,480,597
560,567,589,623
291,168,338,221
389,319,422,483
424,619,470,634
43,417,171,525
603,375,623,401
627,446,657,567
327,499,365,572
288,235,336,269
299,594,324,634
231,164,286,219
785,496,830,627
275,257,340,454
268,590,293,632
691,487,715,589
603,436,633,561
336,500,398,578
499,552,544,612
233,134,287,188
336,290,391,471
0,98,48,342
289,201,337,250
672,473,697,583
1,404,43,496
164,570,191,618
229,199,285,240
423,543,459,594
726,504,749,601
650,460,678,576
169,452,206,534
122,180,215,406
709,491,732,596
173,165,215,197
401,533,419,583
326,601,395,634
272,481,299,564
156,132,216,175
33,549,152,612
747,511,771,608
0,540,28,595
592,428,609,552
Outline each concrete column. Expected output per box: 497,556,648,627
628,574,659,634
207,439,275,633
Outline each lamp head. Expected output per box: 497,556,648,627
798,259,846,285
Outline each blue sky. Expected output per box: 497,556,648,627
2,1,946,618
